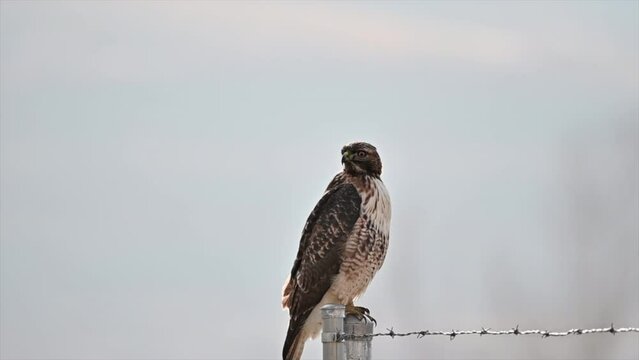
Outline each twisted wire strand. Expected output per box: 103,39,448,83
346,324,639,341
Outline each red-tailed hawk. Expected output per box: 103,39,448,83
282,142,391,360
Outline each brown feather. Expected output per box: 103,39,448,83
282,178,361,360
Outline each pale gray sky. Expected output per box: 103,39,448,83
1,1,638,359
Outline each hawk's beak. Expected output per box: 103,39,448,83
341,151,353,164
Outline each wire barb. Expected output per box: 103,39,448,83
513,325,520,335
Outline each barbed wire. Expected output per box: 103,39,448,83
346,324,639,341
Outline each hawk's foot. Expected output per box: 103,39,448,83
345,304,377,326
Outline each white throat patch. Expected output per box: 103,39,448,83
363,177,391,235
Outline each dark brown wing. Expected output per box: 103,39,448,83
282,178,361,359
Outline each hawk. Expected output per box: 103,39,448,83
281,142,391,360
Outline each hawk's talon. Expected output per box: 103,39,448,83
345,304,377,326
369,316,377,327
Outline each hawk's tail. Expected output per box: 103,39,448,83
283,319,305,360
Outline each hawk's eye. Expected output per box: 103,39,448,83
357,151,367,158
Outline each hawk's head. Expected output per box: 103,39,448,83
341,142,382,177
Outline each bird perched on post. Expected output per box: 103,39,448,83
282,142,391,360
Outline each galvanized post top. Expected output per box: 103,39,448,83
321,304,346,319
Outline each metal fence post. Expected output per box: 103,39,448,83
344,314,373,360
321,304,346,360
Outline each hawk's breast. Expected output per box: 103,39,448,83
331,176,391,303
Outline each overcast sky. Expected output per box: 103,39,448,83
1,1,638,359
